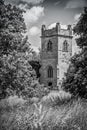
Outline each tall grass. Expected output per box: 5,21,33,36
0,96,37,130
0,91,87,130
39,91,87,130
41,90,72,107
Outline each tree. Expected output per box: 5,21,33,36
29,61,41,78
62,7,87,98
29,49,41,78
0,0,36,99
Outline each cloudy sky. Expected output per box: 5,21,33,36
5,0,87,53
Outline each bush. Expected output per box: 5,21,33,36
31,81,50,99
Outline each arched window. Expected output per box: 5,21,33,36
48,66,53,78
63,40,68,52
47,40,52,51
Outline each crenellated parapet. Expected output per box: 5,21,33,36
41,23,73,38
41,24,57,37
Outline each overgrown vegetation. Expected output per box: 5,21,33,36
0,91,87,130
0,0,46,100
0,0,87,130
62,7,87,98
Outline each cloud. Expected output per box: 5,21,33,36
23,6,44,28
74,13,81,21
19,4,28,10
29,26,40,36
54,1,61,6
48,23,56,29
5,0,44,5
22,0,44,4
66,0,86,8
32,46,39,53
48,23,67,29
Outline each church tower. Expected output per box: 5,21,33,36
40,23,73,89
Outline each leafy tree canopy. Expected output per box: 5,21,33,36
0,0,37,99
62,7,87,98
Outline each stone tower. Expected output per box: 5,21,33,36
40,23,73,88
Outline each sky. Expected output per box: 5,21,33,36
5,0,87,53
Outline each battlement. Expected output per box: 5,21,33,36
41,23,73,38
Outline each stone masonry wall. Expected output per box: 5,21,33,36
40,23,72,88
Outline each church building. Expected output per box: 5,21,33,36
40,23,73,88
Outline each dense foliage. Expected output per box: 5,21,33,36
29,60,41,78
62,7,87,98
0,0,37,99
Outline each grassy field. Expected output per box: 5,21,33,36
0,91,87,130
